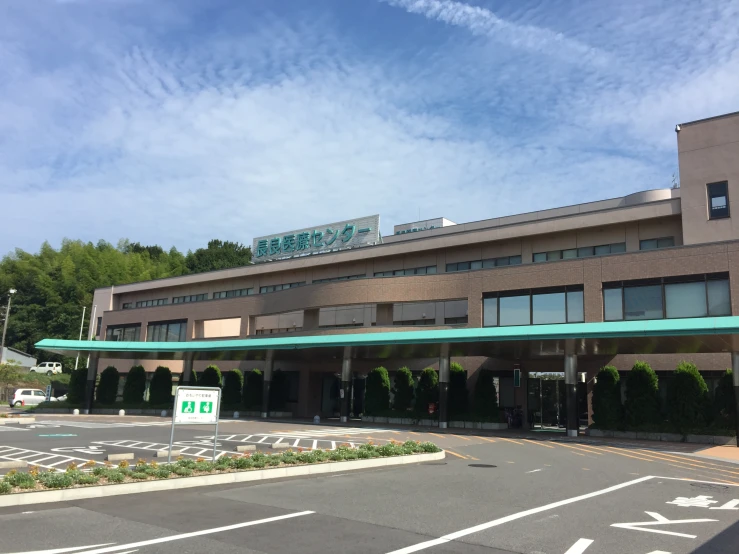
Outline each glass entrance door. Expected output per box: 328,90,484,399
529,373,566,432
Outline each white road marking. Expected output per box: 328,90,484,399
92,440,231,459
564,538,593,554
710,499,739,510
526,469,543,474
6,543,114,554
384,476,654,554
656,476,739,487
611,511,717,539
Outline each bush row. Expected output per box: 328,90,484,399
592,361,736,433
0,441,441,495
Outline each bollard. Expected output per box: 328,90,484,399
160,410,167,417
234,444,256,452
118,409,125,416
233,411,240,418
313,415,320,424
73,409,80,415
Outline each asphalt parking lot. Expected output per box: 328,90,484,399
0,414,737,553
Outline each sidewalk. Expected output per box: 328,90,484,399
686,445,739,466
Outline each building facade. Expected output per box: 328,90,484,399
89,111,739,420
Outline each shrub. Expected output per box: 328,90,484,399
624,361,661,427
96,366,119,404
76,474,100,485
200,365,222,388
39,472,74,489
222,369,243,406
415,368,439,414
269,370,289,410
392,367,414,411
668,361,710,431
174,466,193,476
714,369,736,427
149,366,173,405
130,472,149,480
365,367,391,415
154,468,172,479
448,362,468,417
0,482,11,494
472,369,498,418
187,368,198,386
592,366,623,429
4,472,36,489
66,368,87,404
122,365,147,404
105,471,125,483
243,369,263,410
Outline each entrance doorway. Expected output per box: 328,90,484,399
320,374,340,416
527,372,588,432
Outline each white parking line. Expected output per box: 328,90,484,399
564,538,594,554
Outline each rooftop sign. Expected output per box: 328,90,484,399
252,215,380,263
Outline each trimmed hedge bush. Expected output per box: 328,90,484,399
392,367,414,411
592,366,622,429
96,366,119,405
472,369,498,418
365,366,391,415
122,365,147,404
187,369,198,386
243,369,263,410
200,365,222,388
415,367,439,413
222,369,243,406
448,362,468,417
714,369,736,426
668,361,710,431
66,367,87,405
269,369,289,410
624,361,661,426
148,366,173,406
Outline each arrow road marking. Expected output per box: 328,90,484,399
611,511,717,539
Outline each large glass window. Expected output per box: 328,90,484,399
446,256,521,272
214,288,255,299
500,295,530,326
707,279,731,315
532,292,566,324
484,286,583,327
624,285,663,320
135,298,168,308
483,297,498,327
603,288,623,321
665,282,707,318
534,243,626,263
640,237,675,251
105,324,141,342
172,294,208,304
147,320,186,342
566,290,584,322
707,181,729,219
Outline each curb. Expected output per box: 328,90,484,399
0,451,445,508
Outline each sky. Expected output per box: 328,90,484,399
1,0,738,256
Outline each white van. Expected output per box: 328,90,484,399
29,362,63,375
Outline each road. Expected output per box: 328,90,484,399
0,414,737,553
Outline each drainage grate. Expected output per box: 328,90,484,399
468,464,497,468
690,483,729,491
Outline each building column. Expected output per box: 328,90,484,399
261,349,274,418
438,343,450,429
83,353,99,414
340,346,352,423
519,366,529,428
181,353,194,386
732,353,739,448
564,340,578,437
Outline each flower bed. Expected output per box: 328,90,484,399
0,441,441,495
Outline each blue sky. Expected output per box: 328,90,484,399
1,0,738,256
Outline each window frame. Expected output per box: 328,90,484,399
483,285,584,327
707,181,730,220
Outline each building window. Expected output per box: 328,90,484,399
214,288,255,299
395,319,436,326
255,327,303,335
484,286,584,327
105,324,141,342
259,282,306,293
444,316,468,325
446,256,521,273
374,266,436,277
147,320,187,342
534,243,626,262
135,298,168,308
172,294,208,304
314,274,367,283
603,274,730,321
707,181,729,219
96,317,103,337
122,303,133,310
640,237,675,250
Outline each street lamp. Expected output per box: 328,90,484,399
1,288,17,364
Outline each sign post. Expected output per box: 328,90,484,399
168,386,221,463
45,384,52,402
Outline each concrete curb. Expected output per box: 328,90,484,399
0,451,445,508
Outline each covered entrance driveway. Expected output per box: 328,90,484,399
36,317,739,443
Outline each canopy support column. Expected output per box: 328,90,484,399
438,343,450,429
181,353,194,385
732,353,739,447
340,346,352,423
564,340,578,438
84,353,99,414
261,349,274,418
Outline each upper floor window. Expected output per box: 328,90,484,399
314,274,367,283
147,320,187,342
483,286,584,327
259,282,306,294
214,288,254,299
707,181,729,219
135,298,168,308
172,294,208,304
534,243,625,263
122,303,133,310
374,266,437,277
105,324,141,342
95,317,102,337
640,237,675,250
446,256,521,273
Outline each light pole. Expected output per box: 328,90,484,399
1,288,17,364
74,306,86,370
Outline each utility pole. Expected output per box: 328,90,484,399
86,304,96,368
74,306,86,370
1,289,17,364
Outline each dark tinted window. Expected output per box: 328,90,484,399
707,181,729,219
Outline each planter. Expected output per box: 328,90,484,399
374,417,388,423
400,418,413,425
388,418,402,425
450,421,465,429
612,431,637,440
418,419,437,427
713,435,736,446
659,433,683,442
481,422,507,430
269,411,292,418
464,421,482,430
361,415,375,423
686,434,713,445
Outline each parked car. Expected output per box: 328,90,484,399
9,388,58,407
29,362,63,375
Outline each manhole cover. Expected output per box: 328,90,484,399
422,462,447,466
468,464,497,468
690,483,729,491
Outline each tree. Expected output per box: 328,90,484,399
472,369,498,418
392,367,414,411
714,369,736,427
200,365,222,388
415,367,439,414
365,367,391,415
187,368,198,386
624,361,661,427
243,369,263,410
269,370,289,411
185,240,252,274
66,368,87,405
96,366,119,404
222,369,243,407
149,366,173,406
592,366,622,429
667,361,710,431
122,365,147,404
448,362,468,417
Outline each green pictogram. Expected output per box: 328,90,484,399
181,400,195,413
199,401,214,414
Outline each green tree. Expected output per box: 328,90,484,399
122,365,147,404
200,365,222,388
149,366,173,406
448,362,468,417
365,367,391,415
472,369,498,418
624,361,661,427
187,368,198,386
222,369,244,407
66,368,87,405
243,369,263,410
392,367,414,411
185,240,252,274
415,368,439,414
269,370,289,411
592,366,622,429
714,369,736,427
667,361,710,431
96,366,119,405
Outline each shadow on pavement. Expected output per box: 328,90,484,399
693,519,739,553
